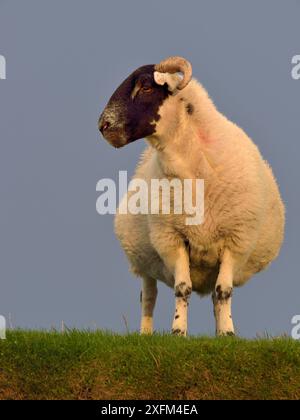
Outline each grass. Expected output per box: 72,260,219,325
0,330,300,400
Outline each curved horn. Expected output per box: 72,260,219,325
154,56,192,90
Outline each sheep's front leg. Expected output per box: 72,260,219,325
171,247,192,336
156,245,191,336
213,249,235,336
140,276,158,335
150,227,192,336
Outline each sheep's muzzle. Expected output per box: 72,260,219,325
98,112,128,148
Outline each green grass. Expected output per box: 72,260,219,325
0,330,300,400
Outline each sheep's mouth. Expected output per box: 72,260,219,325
102,130,128,149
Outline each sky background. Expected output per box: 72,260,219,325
0,0,299,338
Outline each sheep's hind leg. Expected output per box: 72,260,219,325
140,276,158,335
213,249,235,337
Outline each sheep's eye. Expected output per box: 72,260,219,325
141,86,153,94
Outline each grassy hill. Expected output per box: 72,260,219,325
0,330,299,400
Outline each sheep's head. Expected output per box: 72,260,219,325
99,56,192,148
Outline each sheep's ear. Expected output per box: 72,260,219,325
154,71,182,93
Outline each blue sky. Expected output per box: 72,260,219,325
0,0,299,337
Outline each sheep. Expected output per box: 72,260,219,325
98,56,285,336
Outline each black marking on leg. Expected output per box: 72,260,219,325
175,282,192,298
175,315,180,320
172,328,185,336
215,285,233,301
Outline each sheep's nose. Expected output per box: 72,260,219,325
99,119,110,134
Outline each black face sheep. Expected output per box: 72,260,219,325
99,56,285,336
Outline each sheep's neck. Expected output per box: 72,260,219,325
148,125,220,183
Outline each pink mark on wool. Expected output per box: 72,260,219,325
197,129,213,145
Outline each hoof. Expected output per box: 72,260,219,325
172,328,186,336
217,331,236,337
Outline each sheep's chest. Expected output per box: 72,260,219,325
175,215,224,269
185,233,222,269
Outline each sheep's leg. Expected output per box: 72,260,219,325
213,249,235,336
140,276,158,335
165,247,192,337
150,227,192,336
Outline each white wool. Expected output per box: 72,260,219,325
115,77,285,336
